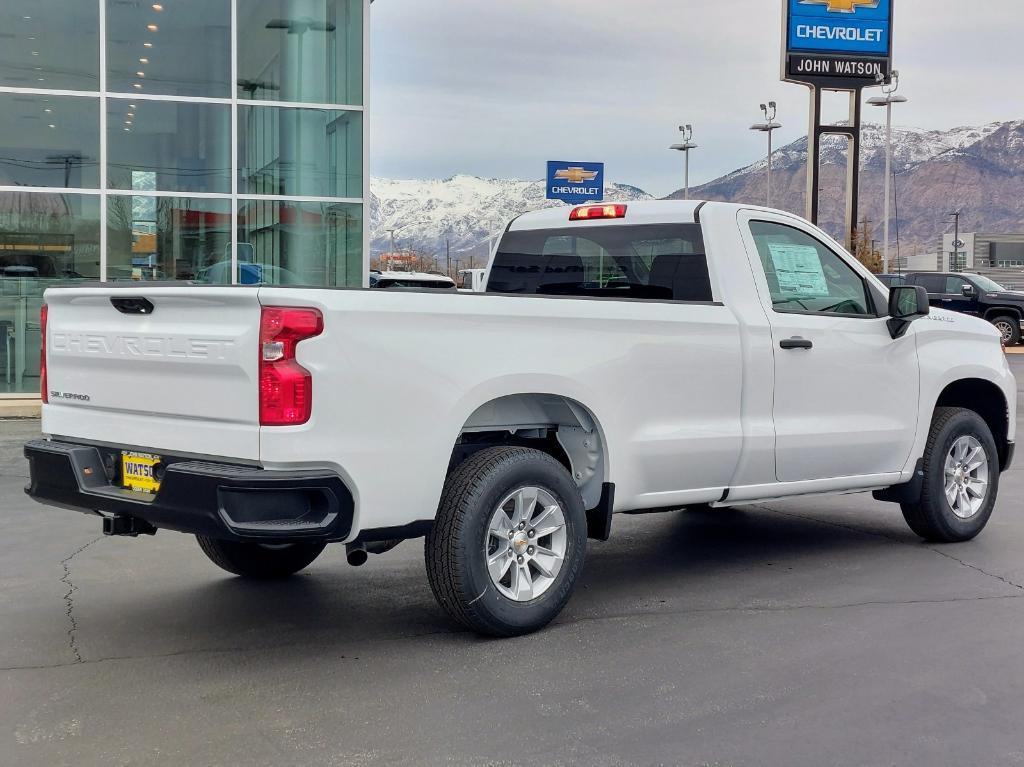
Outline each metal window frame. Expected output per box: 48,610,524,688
0,0,369,398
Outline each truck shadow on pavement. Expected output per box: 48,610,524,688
69,503,941,661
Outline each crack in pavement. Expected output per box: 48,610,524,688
59,537,104,663
3,592,1023,673
753,503,1024,591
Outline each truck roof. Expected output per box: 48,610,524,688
508,200,704,231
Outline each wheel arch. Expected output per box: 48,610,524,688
983,306,1022,322
453,393,609,510
935,378,1011,469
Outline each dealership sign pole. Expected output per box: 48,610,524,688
782,0,893,251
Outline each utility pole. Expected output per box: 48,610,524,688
868,70,909,274
750,102,781,207
669,124,698,200
446,238,451,277
947,211,962,271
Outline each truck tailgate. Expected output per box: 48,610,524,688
42,287,262,461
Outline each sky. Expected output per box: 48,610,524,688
369,0,1023,197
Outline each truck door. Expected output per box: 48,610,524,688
738,213,921,482
943,275,980,316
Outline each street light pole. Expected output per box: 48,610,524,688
868,71,908,275
749,102,781,207
669,124,698,200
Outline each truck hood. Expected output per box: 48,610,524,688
989,291,1024,302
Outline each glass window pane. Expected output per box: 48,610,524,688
0,192,100,393
107,196,232,282
0,94,100,189
237,0,363,105
107,101,231,194
237,199,361,286
238,106,362,198
0,1,99,91
106,0,231,98
749,221,871,315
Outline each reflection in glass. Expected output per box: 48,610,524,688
0,94,101,189
106,0,231,98
107,101,231,194
0,1,99,91
237,0,363,105
107,196,232,282
239,106,361,198
0,192,100,393
237,199,361,287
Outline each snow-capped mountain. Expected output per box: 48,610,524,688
678,119,1024,250
369,175,651,262
370,119,1023,261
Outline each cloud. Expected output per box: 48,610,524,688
370,0,1022,196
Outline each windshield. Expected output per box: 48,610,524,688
970,275,1007,292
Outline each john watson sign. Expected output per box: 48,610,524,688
783,0,893,88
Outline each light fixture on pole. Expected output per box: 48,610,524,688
669,124,698,200
868,71,908,275
749,102,781,207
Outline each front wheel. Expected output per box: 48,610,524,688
196,536,326,578
425,447,588,637
901,407,1000,543
991,316,1021,346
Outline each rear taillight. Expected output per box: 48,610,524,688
569,204,627,221
259,306,323,426
40,304,48,403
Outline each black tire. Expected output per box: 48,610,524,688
425,447,587,637
196,536,326,578
990,316,1021,346
901,407,1000,543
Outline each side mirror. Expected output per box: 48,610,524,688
962,284,976,298
887,285,929,339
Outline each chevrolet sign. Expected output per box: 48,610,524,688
546,161,605,205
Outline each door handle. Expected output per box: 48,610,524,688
780,337,813,350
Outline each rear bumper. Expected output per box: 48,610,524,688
24,439,354,543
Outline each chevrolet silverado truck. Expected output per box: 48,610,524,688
903,271,1024,346
26,201,1016,637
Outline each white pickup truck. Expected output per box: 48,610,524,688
26,201,1016,637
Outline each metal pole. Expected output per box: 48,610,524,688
684,149,690,201
883,99,892,274
766,129,773,207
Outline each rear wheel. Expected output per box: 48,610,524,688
991,316,1020,346
901,407,999,543
196,536,326,578
425,447,587,637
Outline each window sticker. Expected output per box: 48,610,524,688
766,243,828,297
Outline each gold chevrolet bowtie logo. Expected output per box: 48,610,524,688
800,0,879,12
554,167,599,184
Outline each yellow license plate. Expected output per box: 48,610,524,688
121,452,161,494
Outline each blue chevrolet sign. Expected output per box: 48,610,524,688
546,161,605,205
788,0,891,56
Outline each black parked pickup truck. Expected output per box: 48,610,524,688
904,272,1024,345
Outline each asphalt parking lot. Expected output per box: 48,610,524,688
3,360,1024,767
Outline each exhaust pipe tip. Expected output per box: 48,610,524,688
346,543,368,567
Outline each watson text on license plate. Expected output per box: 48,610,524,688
121,452,161,493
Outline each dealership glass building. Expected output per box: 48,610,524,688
0,0,369,395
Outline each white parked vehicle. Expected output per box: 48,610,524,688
369,270,456,291
27,201,1016,636
458,268,487,292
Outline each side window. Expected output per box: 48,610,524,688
945,276,969,294
749,221,872,316
917,275,945,294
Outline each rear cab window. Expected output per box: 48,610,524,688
487,224,712,302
